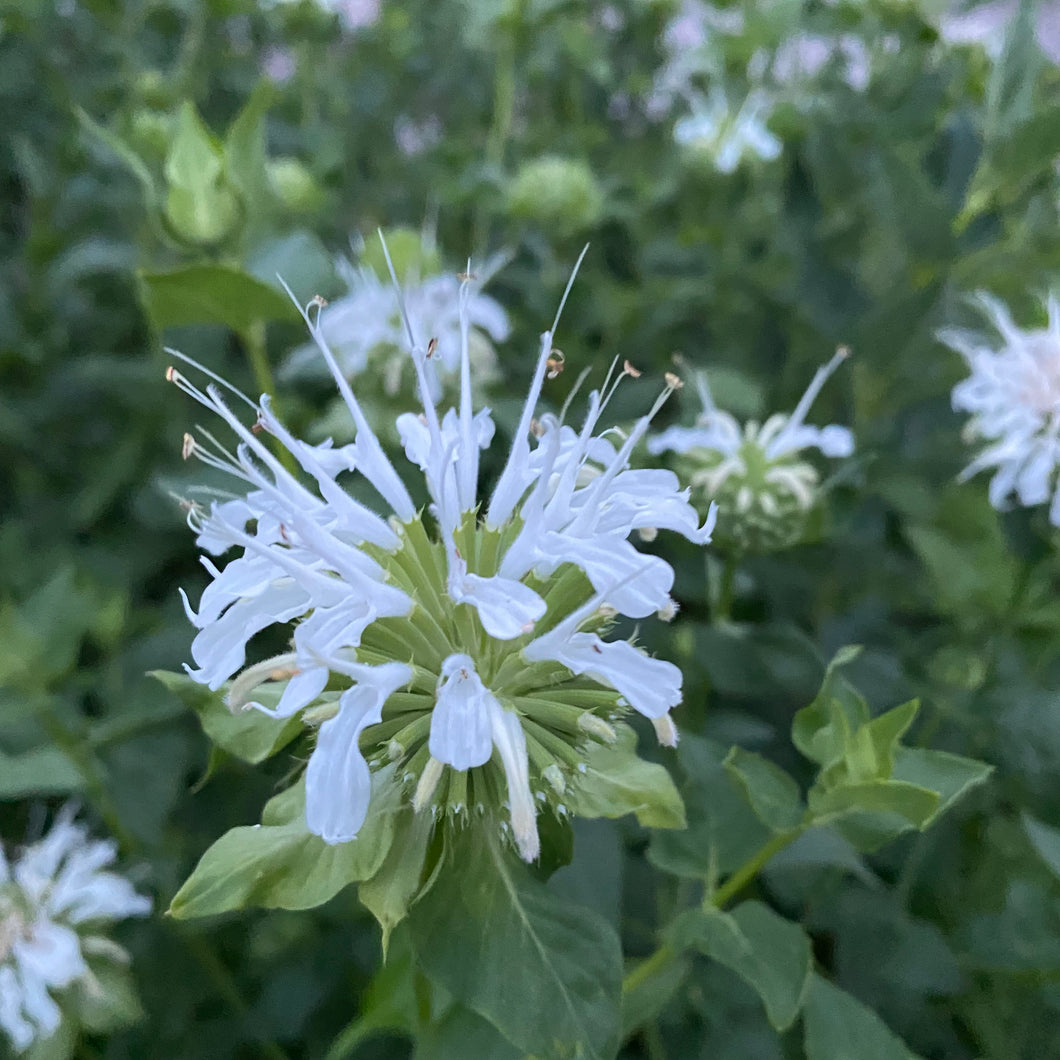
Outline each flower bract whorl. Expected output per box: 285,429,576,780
939,292,1060,525
173,254,715,863
0,806,151,1053
647,350,853,554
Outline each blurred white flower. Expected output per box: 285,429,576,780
674,89,782,173
649,351,852,551
0,806,150,1053
939,293,1060,524
772,32,871,92
284,255,509,403
939,0,1060,63
394,114,443,157
173,258,715,861
262,46,296,84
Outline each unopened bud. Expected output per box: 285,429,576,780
413,756,445,811
578,712,617,744
542,763,566,795
652,714,679,748
303,701,340,726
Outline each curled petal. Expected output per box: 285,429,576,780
429,654,495,770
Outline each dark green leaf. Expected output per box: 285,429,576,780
724,747,805,833
803,975,923,1060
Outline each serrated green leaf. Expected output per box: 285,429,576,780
149,670,303,765
810,779,939,827
803,975,923,1060
566,722,686,829
169,772,400,917
724,747,805,833
138,264,300,332
670,901,813,1031
890,747,992,826
0,745,84,799
408,827,622,1060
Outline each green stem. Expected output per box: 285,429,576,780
714,555,737,622
323,1018,380,1060
621,826,805,998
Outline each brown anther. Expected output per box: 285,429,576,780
836,344,851,359
279,524,291,543
546,349,566,379
664,371,684,390
309,294,328,309
460,668,469,679
591,642,603,654
181,433,196,461
268,666,300,682
623,359,642,379
165,366,178,383
426,337,438,359
529,418,545,438
251,422,264,435
457,271,477,282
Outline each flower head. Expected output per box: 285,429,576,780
673,89,782,174
0,806,150,1053
283,235,508,407
648,350,853,553
939,292,1060,524
173,250,715,863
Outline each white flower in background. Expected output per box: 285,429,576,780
673,89,782,174
394,115,443,158
772,32,872,92
648,350,853,552
939,0,1060,63
284,251,509,404
0,806,150,1053
939,292,1060,524
172,251,716,863
647,0,745,118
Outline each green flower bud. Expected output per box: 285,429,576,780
266,158,325,214
508,156,604,236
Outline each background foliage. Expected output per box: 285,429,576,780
2,0,1060,1057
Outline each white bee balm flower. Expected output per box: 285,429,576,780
0,806,150,1053
939,292,1060,525
648,351,853,553
173,249,715,861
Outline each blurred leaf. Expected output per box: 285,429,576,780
224,82,275,212
138,264,300,332
890,747,992,827
0,745,83,799
72,958,144,1034
409,827,622,1060
1022,812,1060,881
803,975,923,1060
413,1005,522,1060
792,646,868,769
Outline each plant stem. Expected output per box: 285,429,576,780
621,826,805,998
323,1017,379,1060
714,555,737,622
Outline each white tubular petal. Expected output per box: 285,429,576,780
429,655,495,771
11,965,62,1040
14,919,86,989
538,533,673,618
646,424,735,455
53,873,152,926
488,703,539,863
524,630,682,721
0,966,34,1051
768,423,854,459
305,662,412,844
652,715,679,748
450,568,547,640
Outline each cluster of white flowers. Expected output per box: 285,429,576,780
673,89,782,174
939,292,1060,525
648,351,853,552
284,255,509,403
771,32,874,93
938,0,1060,63
0,807,150,1053
173,254,716,862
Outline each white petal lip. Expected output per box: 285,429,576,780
305,662,412,844
449,569,546,640
429,654,495,770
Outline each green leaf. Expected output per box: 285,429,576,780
890,747,992,826
76,106,159,211
803,975,923,1060
809,779,940,848
149,670,303,765
413,1005,522,1060
863,700,920,777
724,748,805,833
670,901,813,1031
138,264,300,332
792,647,869,770
359,808,435,953
408,827,622,1060
223,82,274,211
1022,813,1060,881
566,722,686,829
620,953,691,1041
168,772,400,917
649,735,771,880
0,746,84,799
